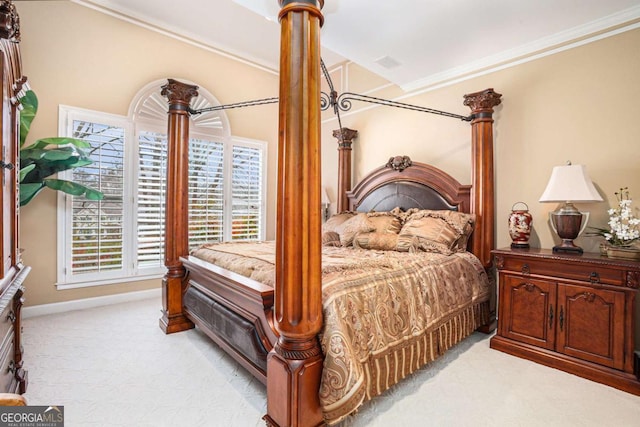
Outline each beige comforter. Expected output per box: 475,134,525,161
191,242,490,424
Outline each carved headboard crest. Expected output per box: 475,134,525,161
386,155,412,172
0,0,20,42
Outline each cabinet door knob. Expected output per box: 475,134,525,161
521,264,530,275
6,310,15,323
589,272,600,284
549,304,554,328
559,306,564,331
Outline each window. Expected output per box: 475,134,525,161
57,81,266,288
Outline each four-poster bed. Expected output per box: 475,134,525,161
159,2,501,426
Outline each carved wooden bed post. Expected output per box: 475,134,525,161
333,127,358,212
159,79,198,334
463,88,502,270
464,88,501,332
265,1,324,426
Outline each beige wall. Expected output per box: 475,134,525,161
16,2,279,306
321,28,640,346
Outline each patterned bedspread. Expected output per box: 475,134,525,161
191,242,490,424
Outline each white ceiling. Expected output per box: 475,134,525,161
74,0,640,91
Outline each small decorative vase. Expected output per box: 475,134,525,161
509,202,533,249
606,245,640,260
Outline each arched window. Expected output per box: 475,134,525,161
57,80,266,288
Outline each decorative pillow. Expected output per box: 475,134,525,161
322,231,341,247
322,212,356,234
390,206,418,225
454,219,475,251
334,213,375,246
396,233,420,252
366,211,402,234
399,209,475,254
353,232,399,251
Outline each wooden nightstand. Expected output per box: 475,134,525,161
490,247,640,395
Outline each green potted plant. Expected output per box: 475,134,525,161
18,89,103,206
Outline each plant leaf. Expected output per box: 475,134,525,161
19,182,44,206
37,137,90,148
43,179,87,196
42,148,78,161
18,164,35,182
19,90,38,148
84,188,105,201
43,179,104,201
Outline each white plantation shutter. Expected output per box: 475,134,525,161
136,131,167,268
135,134,259,268
68,120,126,276
231,142,264,240
189,139,225,248
136,135,227,265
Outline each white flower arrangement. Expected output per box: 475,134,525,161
589,187,640,247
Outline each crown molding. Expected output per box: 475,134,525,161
402,5,640,92
71,0,278,76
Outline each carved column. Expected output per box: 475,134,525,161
463,88,501,270
333,127,357,212
265,1,324,426
159,79,197,334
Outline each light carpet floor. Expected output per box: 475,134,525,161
22,297,640,426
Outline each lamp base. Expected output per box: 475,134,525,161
549,204,588,255
552,240,583,254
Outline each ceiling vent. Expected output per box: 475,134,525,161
374,55,401,69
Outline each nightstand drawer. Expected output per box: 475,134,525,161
499,255,624,286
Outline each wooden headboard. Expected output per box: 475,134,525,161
347,156,471,214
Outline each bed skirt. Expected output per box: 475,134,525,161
323,300,490,424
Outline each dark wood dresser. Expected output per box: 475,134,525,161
490,247,640,395
0,0,29,394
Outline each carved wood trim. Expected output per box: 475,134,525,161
0,1,20,42
626,271,640,289
385,155,412,172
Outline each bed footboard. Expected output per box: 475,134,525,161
181,256,277,384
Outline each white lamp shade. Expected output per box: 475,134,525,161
539,164,603,203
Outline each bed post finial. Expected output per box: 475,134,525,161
333,127,357,213
266,2,325,427
159,79,198,335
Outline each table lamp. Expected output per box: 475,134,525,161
321,187,331,221
539,162,602,254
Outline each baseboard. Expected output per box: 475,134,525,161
22,287,161,318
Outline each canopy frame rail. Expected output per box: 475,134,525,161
188,61,473,123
